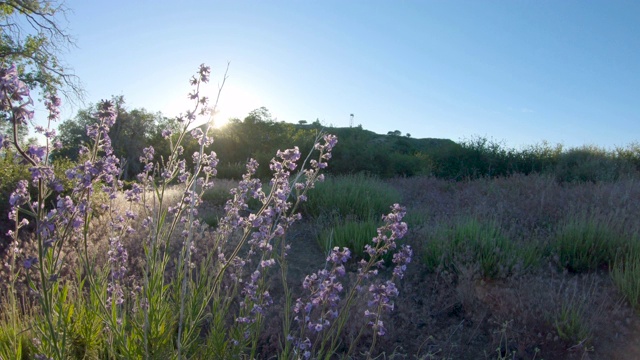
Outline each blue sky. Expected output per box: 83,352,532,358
56,0,639,149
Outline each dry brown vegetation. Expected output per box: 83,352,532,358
352,174,640,359
249,174,640,359
3,174,640,359
148,174,640,359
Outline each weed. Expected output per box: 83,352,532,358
553,302,590,344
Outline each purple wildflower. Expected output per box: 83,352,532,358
23,257,37,269
0,64,31,114
9,180,29,207
44,94,61,122
141,146,154,162
95,100,117,127
106,236,128,310
27,145,46,163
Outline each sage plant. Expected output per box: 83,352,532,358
286,204,412,359
1,61,410,360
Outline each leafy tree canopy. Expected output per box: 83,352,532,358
54,95,176,180
0,0,82,99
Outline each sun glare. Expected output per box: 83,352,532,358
213,83,263,129
161,82,263,130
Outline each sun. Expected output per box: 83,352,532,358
160,81,264,130
210,83,263,129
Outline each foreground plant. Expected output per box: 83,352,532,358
1,63,410,359
285,204,412,359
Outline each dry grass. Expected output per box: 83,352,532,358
384,174,640,359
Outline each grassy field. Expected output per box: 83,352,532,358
189,173,640,359
2,171,640,359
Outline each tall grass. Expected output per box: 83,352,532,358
611,239,640,310
553,213,626,272
302,173,401,221
308,174,404,263
318,217,381,260
422,217,519,279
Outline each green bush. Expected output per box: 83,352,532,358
302,173,401,221
317,218,381,260
201,186,233,206
423,217,518,279
611,239,640,310
215,162,246,180
0,149,31,207
553,214,626,272
200,212,219,229
554,146,635,183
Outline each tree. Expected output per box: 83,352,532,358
0,0,82,99
54,96,172,180
244,106,272,124
0,113,29,145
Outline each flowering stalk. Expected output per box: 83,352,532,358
2,64,72,359
125,64,220,359
175,63,225,359
199,132,337,356
1,59,409,359
288,204,411,360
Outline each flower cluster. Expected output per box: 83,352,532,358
2,63,133,357
202,132,339,349
0,64,33,123
359,204,412,338
106,235,128,308
359,204,409,279
1,61,410,359
289,204,411,357
293,247,350,333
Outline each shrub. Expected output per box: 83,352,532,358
0,63,411,359
215,161,246,179
554,146,635,183
201,185,232,206
302,173,401,221
423,217,517,279
553,213,626,272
